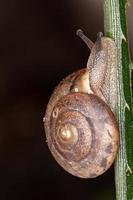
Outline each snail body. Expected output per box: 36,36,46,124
44,30,119,178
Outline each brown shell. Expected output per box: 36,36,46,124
44,70,119,178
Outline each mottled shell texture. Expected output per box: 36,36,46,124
44,70,119,178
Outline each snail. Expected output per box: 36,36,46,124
44,29,119,178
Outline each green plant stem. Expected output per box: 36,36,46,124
104,0,133,200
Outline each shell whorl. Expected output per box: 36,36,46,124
44,70,119,178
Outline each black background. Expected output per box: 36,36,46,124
0,1,133,200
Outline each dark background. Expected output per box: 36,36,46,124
0,1,133,200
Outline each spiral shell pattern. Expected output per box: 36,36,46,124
44,70,119,178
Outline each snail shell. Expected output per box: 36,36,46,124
44,69,119,178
